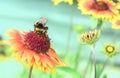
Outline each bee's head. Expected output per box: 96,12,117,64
34,17,47,27
34,23,44,28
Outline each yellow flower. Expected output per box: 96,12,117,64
116,0,120,9
103,43,118,57
77,0,81,2
79,29,100,45
52,0,73,6
111,16,120,29
7,18,65,72
0,36,9,60
78,0,119,20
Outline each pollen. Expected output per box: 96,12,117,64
24,31,50,53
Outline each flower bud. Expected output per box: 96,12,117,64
79,29,100,45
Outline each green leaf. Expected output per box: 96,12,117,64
89,61,93,73
96,64,103,78
57,67,82,78
102,74,107,78
74,45,82,69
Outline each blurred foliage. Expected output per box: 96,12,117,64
0,0,120,78
57,67,82,78
102,74,107,78
96,64,103,78
73,25,87,34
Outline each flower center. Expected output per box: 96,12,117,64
106,45,114,53
24,31,50,53
92,1,109,11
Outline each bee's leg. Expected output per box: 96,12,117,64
44,27,48,30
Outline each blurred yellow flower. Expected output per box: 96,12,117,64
52,0,73,6
77,0,80,2
78,0,119,20
116,0,120,9
0,36,8,60
111,17,120,29
103,43,118,57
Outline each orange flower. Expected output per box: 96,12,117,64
78,0,119,20
7,18,65,72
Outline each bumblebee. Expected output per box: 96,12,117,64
34,17,48,35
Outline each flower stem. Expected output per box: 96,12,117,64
28,65,33,78
91,45,96,78
74,44,81,69
96,19,103,29
65,6,74,55
83,52,92,78
49,73,52,78
98,58,109,78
